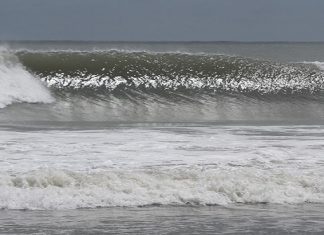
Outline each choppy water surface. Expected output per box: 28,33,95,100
0,41,324,233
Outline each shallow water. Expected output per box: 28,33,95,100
1,205,324,234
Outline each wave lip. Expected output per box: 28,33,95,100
0,49,54,108
40,73,324,95
1,167,323,210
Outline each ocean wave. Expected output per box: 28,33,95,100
0,166,323,210
302,61,324,71
0,49,54,108
17,51,324,95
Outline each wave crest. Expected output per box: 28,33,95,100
17,51,324,95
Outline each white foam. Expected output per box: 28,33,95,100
0,126,324,210
0,166,323,210
0,48,54,108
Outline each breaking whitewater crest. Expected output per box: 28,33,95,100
2,165,324,210
0,48,54,108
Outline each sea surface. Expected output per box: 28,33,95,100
0,41,324,234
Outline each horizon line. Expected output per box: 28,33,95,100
1,40,324,44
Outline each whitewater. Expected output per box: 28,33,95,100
0,48,53,108
1,125,324,210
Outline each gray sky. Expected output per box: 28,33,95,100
0,0,324,41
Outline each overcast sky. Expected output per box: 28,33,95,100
0,0,324,41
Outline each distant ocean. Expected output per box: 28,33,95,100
1,41,324,234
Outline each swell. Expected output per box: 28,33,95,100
17,51,324,95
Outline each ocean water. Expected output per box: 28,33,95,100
0,41,324,234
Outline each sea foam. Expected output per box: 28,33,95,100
0,166,323,210
0,48,54,108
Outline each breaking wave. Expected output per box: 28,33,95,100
302,61,324,71
0,49,54,108
1,166,323,210
17,51,324,95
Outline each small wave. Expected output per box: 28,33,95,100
302,61,324,71
0,49,54,108
0,166,323,210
